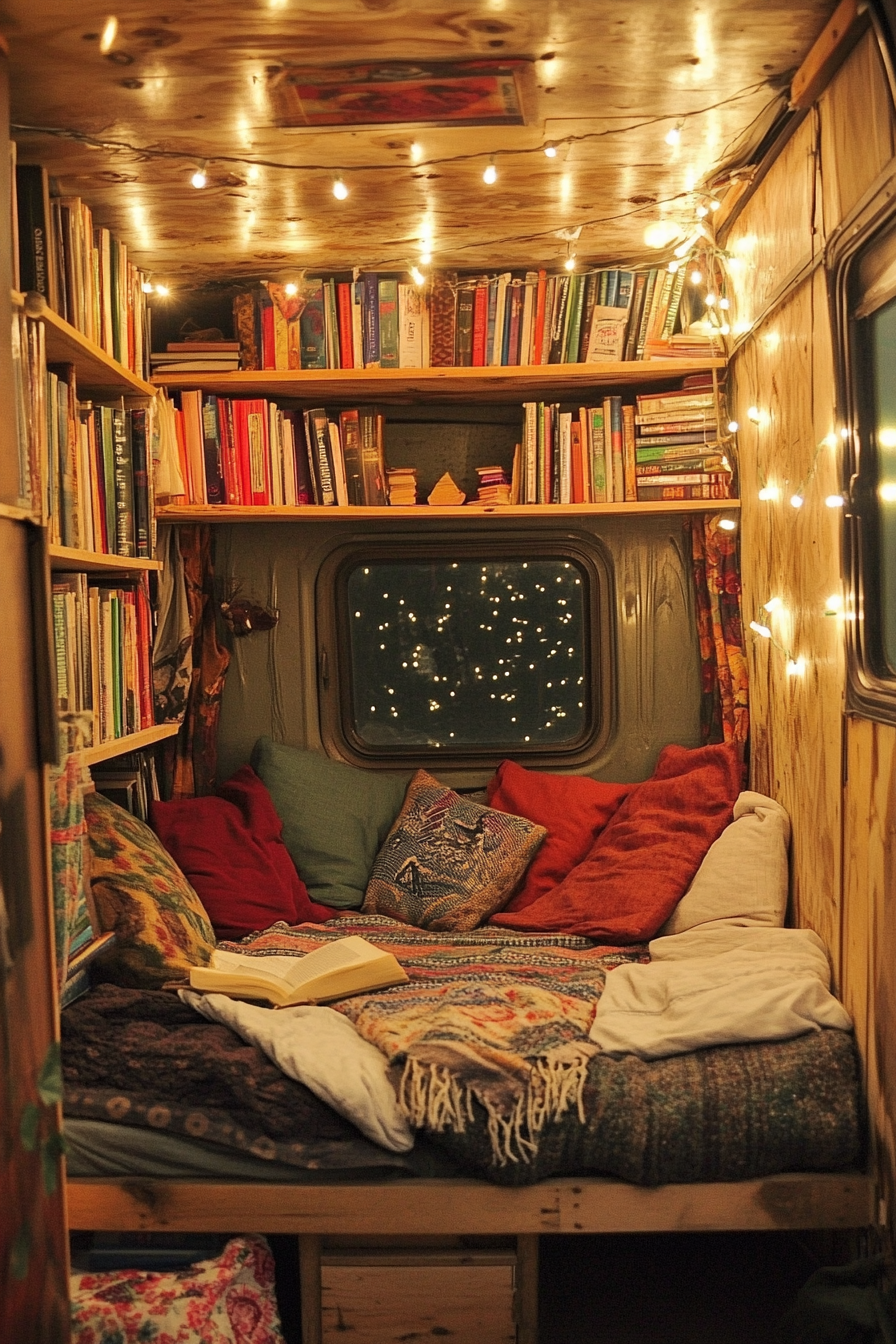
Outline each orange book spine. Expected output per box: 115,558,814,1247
571,420,584,504
337,282,354,369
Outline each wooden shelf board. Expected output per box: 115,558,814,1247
80,723,179,767
152,359,727,403
0,500,39,523
48,544,162,573
156,500,741,523
14,290,156,398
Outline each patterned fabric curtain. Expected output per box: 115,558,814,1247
686,515,750,746
48,713,94,990
162,526,231,799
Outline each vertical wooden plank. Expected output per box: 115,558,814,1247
299,1233,323,1344
819,29,895,231
516,1234,540,1344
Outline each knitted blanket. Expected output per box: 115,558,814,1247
217,916,645,1164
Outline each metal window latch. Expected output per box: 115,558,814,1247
319,647,330,691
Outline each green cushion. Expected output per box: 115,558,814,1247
250,738,410,909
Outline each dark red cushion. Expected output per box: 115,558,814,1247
149,766,333,939
492,742,743,942
485,760,632,917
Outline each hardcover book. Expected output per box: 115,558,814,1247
189,935,408,1007
378,278,400,369
429,272,457,367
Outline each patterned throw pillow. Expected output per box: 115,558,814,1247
71,1234,285,1344
363,770,546,932
84,791,216,989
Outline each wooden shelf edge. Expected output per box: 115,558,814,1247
156,500,741,523
0,499,39,523
48,544,162,573
79,723,179,767
13,289,156,398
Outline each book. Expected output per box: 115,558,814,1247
429,272,457,367
378,279,399,369
16,163,57,310
299,282,327,370
337,282,354,368
188,935,409,1007
398,284,424,368
455,279,476,366
362,273,380,367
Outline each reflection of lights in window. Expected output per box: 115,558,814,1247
880,482,896,502
879,428,896,447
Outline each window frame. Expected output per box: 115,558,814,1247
315,530,615,771
830,159,896,725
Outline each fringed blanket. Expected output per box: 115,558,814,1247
216,915,645,1164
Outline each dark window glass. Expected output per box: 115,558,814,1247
344,557,590,752
867,297,896,674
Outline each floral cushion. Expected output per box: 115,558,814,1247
363,769,546,932
70,1234,285,1344
84,791,216,989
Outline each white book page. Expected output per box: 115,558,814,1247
213,937,373,991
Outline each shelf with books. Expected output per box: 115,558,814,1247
80,723,180,768
13,290,156,398
48,543,162,574
157,499,741,523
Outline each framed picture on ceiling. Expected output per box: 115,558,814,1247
268,59,527,129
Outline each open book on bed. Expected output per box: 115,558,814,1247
188,935,409,1007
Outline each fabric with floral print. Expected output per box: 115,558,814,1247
687,515,750,746
84,791,216,989
49,714,94,989
70,1234,285,1344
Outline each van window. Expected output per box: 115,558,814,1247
317,538,612,767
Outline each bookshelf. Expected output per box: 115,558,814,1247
48,543,162,573
14,289,155,399
80,723,179,768
158,499,740,523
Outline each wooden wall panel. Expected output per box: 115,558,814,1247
819,28,895,230
724,117,817,329
731,269,845,965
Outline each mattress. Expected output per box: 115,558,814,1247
62,984,863,1188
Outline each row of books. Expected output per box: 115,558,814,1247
160,392,388,508
227,266,719,374
13,160,151,378
52,571,155,747
634,383,731,502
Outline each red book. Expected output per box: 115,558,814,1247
472,282,489,367
217,397,240,505
247,398,271,504
337,282,354,369
571,420,584,504
232,401,253,505
261,304,276,371
531,270,547,365
173,408,192,503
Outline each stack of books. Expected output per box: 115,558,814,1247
51,570,155,747
634,379,732,501
474,465,513,505
150,341,241,374
428,472,466,506
227,265,690,374
386,467,418,506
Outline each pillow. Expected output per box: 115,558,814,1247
363,769,547,932
71,1234,284,1344
251,738,410,909
486,759,632,914
492,741,743,942
657,790,791,937
84,791,216,989
149,766,333,939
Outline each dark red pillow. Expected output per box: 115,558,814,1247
150,766,333,940
492,742,743,943
486,760,632,917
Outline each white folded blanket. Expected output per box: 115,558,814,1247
589,926,853,1059
181,991,413,1152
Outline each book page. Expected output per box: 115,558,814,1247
212,936,376,991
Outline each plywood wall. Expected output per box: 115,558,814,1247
727,25,896,1239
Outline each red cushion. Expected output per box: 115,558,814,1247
492,742,743,942
150,766,333,939
485,760,632,916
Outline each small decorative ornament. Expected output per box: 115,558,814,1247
427,472,466,506
220,585,279,637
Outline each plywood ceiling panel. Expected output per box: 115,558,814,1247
3,1,838,284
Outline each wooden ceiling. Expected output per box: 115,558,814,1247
4,1,837,286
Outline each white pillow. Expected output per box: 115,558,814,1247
658,791,790,936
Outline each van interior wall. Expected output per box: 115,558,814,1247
213,514,702,789
727,24,896,1246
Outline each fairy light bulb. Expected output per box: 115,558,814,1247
690,269,703,285
825,494,845,508
665,123,682,146
284,282,298,296
141,280,153,294
667,260,680,273
154,283,170,296
544,143,557,158
705,292,717,307
717,517,737,532
879,482,896,502
332,177,349,200
710,199,721,212
763,597,783,613
727,420,739,433
790,493,804,509
719,297,730,310
410,266,426,286
191,166,207,189
564,255,576,271
483,161,498,185
826,594,843,612
749,621,772,638
758,484,779,500
696,204,709,218
747,406,761,423
787,658,806,676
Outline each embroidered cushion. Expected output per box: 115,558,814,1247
251,737,410,909
486,759,633,917
84,791,216,989
363,769,546,931
150,766,333,939
70,1234,285,1344
494,742,743,942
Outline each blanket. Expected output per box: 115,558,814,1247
589,926,853,1058
214,915,644,1164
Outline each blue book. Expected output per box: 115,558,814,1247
605,269,620,307
299,284,327,370
362,273,380,367
617,271,634,309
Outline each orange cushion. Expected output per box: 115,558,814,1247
492,742,743,943
485,760,632,916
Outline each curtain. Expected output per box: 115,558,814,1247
162,526,231,798
687,515,750,746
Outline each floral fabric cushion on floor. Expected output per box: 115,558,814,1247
70,1233,285,1344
